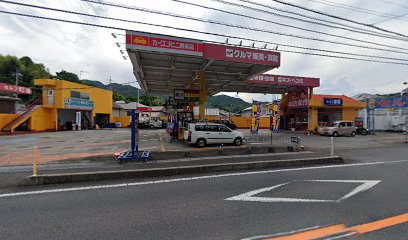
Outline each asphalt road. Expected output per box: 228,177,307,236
1,145,408,239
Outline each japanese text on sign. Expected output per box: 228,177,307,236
323,98,343,106
225,49,279,62
288,89,308,109
0,82,32,94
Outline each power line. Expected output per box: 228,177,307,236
301,0,408,21
265,0,408,39
372,12,408,25
169,0,408,42
212,0,406,40
1,9,408,66
80,0,408,54
3,1,408,61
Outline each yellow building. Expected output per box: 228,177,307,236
1,79,112,133
281,94,365,131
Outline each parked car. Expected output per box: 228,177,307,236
319,121,356,137
213,119,237,130
184,123,245,147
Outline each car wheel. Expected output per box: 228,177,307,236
362,129,368,136
333,131,339,137
351,131,356,137
196,138,206,148
234,137,242,146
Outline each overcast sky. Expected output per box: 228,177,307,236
1,0,408,102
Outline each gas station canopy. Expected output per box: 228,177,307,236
126,30,285,95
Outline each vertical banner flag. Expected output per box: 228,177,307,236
250,102,261,134
270,104,280,133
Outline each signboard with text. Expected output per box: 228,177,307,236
203,43,280,66
0,82,32,94
250,102,261,134
323,98,343,106
126,31,204,56
270,104,280,133
173,89,200,107
288,89,308,109
246,74,320,87
367,97,408,109
64,98,94,110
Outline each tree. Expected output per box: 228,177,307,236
55,70,80,83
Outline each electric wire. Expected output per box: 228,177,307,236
80,0,408,50
2,3,408,62
265,0,408,38
209,0,405,40
1,9,408,65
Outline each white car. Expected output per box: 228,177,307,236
184,123,245,147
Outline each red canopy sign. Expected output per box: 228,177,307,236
126,31,204,56
246,74,320,87
0,82,32,94
203,43,280,66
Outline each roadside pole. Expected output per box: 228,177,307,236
405,117,408,143
330,137,334,156
33,145,38,176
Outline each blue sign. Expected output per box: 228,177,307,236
323,98,343,106
64,98,94,110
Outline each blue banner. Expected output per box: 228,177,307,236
64,98,94,110
367,96,408,109
323,98,343,106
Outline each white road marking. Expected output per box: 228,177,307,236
241,225,321,240
0,159,406,199
325,232,356,240
226,180,381,203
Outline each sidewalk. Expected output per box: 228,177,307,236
0,151,341,189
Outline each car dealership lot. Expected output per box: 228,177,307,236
0,128,406,166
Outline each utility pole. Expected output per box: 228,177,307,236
15,67,19,98
137,88,140,104
108,76,113,91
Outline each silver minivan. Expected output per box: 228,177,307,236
319,121,356,137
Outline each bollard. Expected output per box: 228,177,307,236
330,137,334,157
33,145,38,176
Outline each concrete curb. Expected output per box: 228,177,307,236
22,156,343,185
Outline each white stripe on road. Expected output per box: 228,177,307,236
0,159,407,199
225,180,381,203
325,232,356,240
241,226,321,240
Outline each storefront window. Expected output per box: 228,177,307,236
318,108,342,126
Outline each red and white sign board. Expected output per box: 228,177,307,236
203,43,280,66
288,88,308,109
126,31,204,56
0,82,32,94
246,74,320,87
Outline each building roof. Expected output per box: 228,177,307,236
112,102,123,109
312,94,357,102
117,102,148,110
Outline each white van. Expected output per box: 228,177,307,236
184,123,245,147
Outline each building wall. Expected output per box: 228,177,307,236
113,116,131,127
308,108,318,131
28,107,57,131
0,113,19,130
343,108,359,122
35,79,113,122
230,116,271,129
